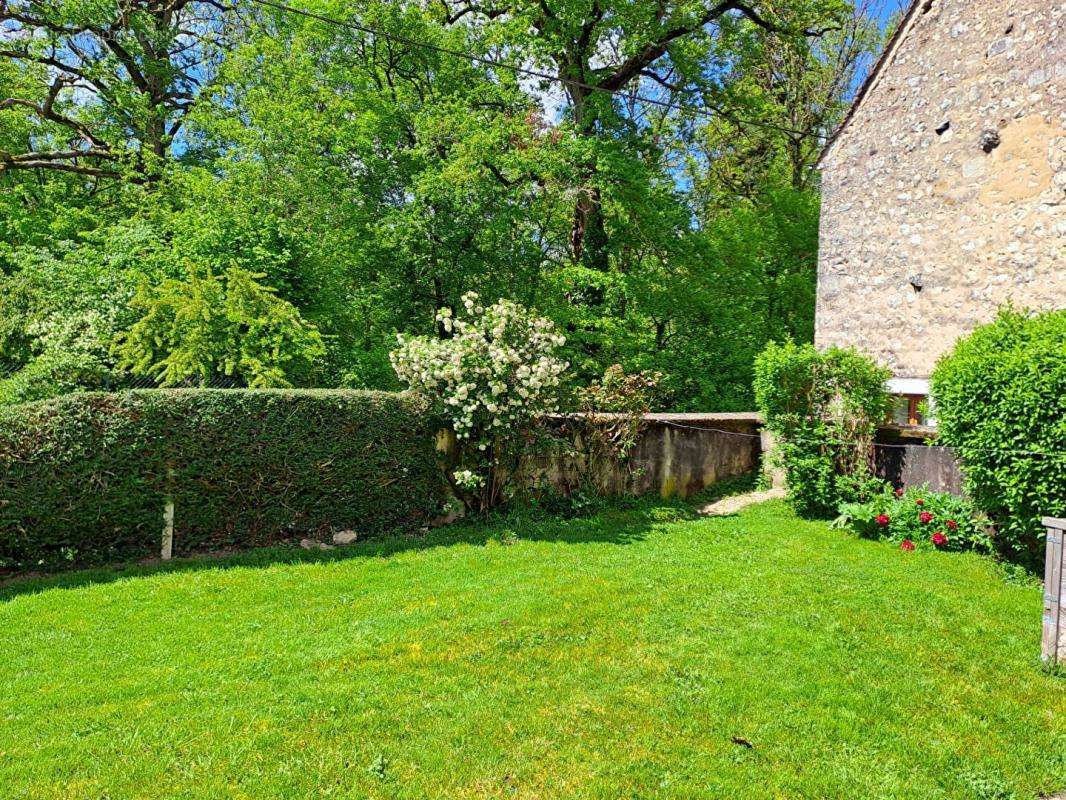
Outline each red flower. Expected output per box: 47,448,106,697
900,539,915,551
919,511,934,524
932,531,948,547
945,519,958,531
894,488,904,498
915,498,925,507
875,514,890,527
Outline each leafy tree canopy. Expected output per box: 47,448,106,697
0,0,887,408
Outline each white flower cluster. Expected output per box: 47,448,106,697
452,469,485,490
391,293,568,452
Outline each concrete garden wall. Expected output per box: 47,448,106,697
873,424,965,494
545,413,765,498
540,414,964,499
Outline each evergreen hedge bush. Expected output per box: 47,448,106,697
931,308,1066,566
0,390,447,571
754,341,891,518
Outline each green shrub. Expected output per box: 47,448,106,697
0,351,114,406
754,340,891,517
931,308,1066,565
391,294,568,512
835,485,993,553
0,390,447,571
115,265,326,389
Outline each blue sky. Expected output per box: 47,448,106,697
858,0,912,92
875,0,912,25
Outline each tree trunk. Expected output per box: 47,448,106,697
566,84,610,272
571,184,609,271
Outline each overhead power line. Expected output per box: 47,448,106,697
245,0,826,140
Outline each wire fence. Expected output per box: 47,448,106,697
654,419,1066,458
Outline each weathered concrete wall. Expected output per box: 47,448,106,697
816,0,1065,378
873,425,964,494
445,413,964,502
546,413,763,498
544,414,965,499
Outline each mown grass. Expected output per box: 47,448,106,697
1,496,1062,799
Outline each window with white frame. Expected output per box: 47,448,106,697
887,378,934,428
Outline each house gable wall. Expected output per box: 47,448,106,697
816,0,1064,377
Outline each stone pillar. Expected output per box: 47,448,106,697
759,429,786,491
1043,517,1066,666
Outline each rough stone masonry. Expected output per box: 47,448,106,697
815,0,1064,379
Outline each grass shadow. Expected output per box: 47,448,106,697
0,473,757,602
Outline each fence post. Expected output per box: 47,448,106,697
161,467,176,561
1043,517,1065,666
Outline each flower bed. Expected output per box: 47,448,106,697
835,485,993,553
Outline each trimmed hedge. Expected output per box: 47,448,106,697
753,340,891,518
931,307,1066,566
0,390,448,571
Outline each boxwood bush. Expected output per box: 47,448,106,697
931,307,1066,566
0,390,447,571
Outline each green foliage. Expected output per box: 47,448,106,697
575,363,662,417
0,390,447,571
930,307,1066,565
115,264,326,388
0,0,887,408
0,0,228,180
0,203,343,399
571,363,663,485
0,351,110,406
754,340,891,517
671,186,820,409
835,485,993,554
0,224,152,401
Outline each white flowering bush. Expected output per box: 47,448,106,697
391,293,568,510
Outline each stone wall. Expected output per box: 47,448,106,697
816,0,1065,378
545,413,764,498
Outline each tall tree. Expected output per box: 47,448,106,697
689,0,882,203
433,0,845,268
0,0,233,180
0,0,892,410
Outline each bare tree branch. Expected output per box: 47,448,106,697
0,154,125,179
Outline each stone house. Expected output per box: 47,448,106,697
815,0,1064,426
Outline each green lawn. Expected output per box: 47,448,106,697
1,499,1062,799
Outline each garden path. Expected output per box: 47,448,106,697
699,488,786,516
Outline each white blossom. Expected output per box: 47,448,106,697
391,293,569,491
